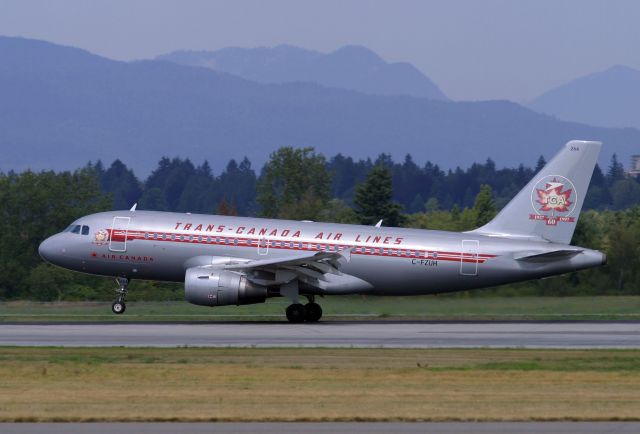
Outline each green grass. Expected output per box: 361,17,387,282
1,295,639,321
1,347,639,371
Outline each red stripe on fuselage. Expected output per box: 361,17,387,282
105,228,497,264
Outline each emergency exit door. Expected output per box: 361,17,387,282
109,216,130,252
460,239,479,276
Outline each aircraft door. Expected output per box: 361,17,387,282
109,216,130,252
460,239,479,276
257,237,269,255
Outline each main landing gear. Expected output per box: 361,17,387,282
285,297,323,323
111,277,128,315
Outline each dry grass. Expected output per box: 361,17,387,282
0,348,639,421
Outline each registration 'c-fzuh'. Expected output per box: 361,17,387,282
39,141,606,322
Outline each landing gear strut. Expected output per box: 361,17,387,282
285,295,323,323
281,281,322,323
111,277,128,315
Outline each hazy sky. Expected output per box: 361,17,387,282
2,0,639,101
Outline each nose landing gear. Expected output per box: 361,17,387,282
111,277,129,315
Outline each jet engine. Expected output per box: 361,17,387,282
185,267,267,307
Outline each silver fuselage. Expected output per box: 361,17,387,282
39,210,605,296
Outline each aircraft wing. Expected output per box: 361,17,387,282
224,249,352,274
222,248,355,288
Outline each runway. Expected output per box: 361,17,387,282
1,321,639,348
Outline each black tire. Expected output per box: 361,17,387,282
285,303,306,323
305,302,322,322
111,300,126,315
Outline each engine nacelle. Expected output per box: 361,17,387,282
185,267,267,307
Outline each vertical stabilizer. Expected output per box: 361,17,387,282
470,140,601,244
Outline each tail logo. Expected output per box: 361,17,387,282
529,175,577,226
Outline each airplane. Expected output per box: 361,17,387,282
38,140,605,322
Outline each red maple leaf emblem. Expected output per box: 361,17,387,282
536,179,572,213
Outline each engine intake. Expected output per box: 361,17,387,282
185,267,267,306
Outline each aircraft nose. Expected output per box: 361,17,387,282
38,236,61,264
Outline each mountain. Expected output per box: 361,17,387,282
156,44,449,100
0,36,638,175
529,65,640,129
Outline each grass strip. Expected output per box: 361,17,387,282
0,347,639,421
1,296,640,322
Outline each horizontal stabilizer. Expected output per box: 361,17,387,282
515,249,582,262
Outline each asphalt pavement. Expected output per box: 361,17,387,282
0,321,639,348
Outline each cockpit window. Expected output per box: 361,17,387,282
70,225,81,234
81,225,90,235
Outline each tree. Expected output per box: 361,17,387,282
177,161,218,213
610,179,640,210
257,147,331,220
406,194,424,213
607,221,639,291
534,155,546,173
424,197,440,212
144,158,199,211
217,197,238,216
0,168,111,299
584,164,611,209
607,154,625,185
138,187,168,211
316,199,359,224
219,158,257,215
473,184,496,227
354,165,405,227
100,160,142,210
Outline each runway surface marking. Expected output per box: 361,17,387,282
1,322,639,348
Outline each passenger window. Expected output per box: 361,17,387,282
81,226,90,235
71,225,81,234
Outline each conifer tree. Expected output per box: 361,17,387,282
473,184,496,227
607,153,626,185
354,165,405,227
534,155,546,173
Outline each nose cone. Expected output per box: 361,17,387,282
38,236,60,264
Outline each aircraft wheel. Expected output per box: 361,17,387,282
304,302,322,322
286,303,306,323
111,300,126,315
